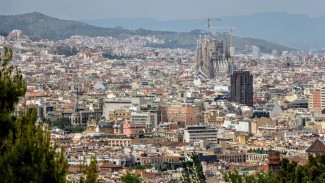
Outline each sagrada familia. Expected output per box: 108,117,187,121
196,33,235,80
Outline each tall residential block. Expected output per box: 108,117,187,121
309,87,325,113
230,70,253,106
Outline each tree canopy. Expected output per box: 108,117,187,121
52,117,71,130
121,172,142,183
181,152,206,183
86,156,98,183
0,47,26,152
0,47,67,182
224,154,325,183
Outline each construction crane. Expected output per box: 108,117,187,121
229,27,236,50
186,16,221,37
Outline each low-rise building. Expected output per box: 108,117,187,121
183,125,218,144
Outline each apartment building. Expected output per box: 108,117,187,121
309,87,325,113
183,125,218,144
160,104,201,126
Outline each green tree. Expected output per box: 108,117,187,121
72,126,85,133
121,172,141,183
295,164,305,183
53,117,71,129
224,154,325,183
279,158,297,183
86,156,98,183
255,171,277,183
223,171,243,183
0,47,26,153
224,171,277,183
80,176,86,183
0,47,67,182
42,117,52,126
244,174,256,183
181,152,206,183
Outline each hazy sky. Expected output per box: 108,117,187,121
1,0,325,20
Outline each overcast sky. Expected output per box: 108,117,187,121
1,0,324,20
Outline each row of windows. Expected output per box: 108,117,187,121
187,130,217,133
142,158,173,164
110,113,128,116
218,155,245,159
189,134,218,137
126,126,146,129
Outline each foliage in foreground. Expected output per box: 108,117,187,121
0,47,67,182
224,154,325,183
224,170,277,183
121,172,142,183
181,152,206,183
86,156,98,183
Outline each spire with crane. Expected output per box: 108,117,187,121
186,16,221,38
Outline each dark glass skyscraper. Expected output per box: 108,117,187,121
230,70,253,106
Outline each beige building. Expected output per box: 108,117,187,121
251,118,277,135
160,104,201,126
308,87,325,113
108,109,131,123
203,110,225,127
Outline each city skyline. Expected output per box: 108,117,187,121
2,0,325,20
2,2,325,180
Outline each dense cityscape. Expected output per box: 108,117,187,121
1,26,325,182
2,1,325,182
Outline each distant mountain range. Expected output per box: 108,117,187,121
0,12,294,52
84,12,325,49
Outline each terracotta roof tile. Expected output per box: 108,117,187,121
306,139,325,153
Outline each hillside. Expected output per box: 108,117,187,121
0,12,294,52
84,12,325,49
0,12,132,40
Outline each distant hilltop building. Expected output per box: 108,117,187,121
252,45,261,59
196,33,234,80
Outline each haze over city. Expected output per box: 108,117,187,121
3,0,325,49
2,0,325,20
1,1,325,183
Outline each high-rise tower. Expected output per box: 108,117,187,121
230,70,253,106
